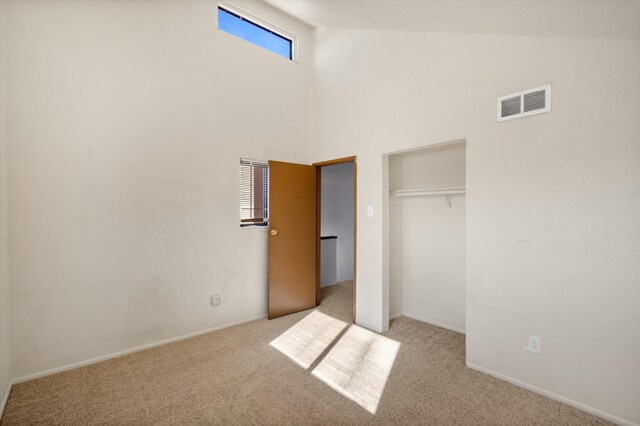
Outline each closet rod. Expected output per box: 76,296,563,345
389,186,466,197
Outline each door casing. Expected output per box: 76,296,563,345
313,156,357,321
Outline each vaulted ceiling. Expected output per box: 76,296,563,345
263,0,640,40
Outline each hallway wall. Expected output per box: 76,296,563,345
320,162,354,283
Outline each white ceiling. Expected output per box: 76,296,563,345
263,0,640,40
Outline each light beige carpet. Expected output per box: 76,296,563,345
311,322,401,414
1,282,610,425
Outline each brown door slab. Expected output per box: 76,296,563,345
268,161,317,319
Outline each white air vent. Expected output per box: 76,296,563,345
497,84,551,122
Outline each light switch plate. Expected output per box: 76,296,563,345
367,206,374,217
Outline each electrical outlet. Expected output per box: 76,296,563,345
211,294,221,307
367,205,374,217
524,335,541,354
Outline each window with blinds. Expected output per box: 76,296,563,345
240,159,269,226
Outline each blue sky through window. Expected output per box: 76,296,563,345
218,7,292,60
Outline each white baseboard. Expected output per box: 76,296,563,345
467,362,638,426
13,314,267,385
0,379,12,419
389,313,403,320
402,312,466,335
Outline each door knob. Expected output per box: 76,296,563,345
270,229,278,236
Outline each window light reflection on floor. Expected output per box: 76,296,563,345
311,325,400,414
270,310,400,415
269,310,348,369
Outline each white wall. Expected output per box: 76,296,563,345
0,0,11,411
320,162,354,283
3,2,640,424
311,29,640,425
389,145,466,333
5,0,314,379
319,238,336,287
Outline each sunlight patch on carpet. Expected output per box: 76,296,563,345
270,310,349,369
311,325,400,414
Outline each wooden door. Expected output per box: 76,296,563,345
268,161,317,319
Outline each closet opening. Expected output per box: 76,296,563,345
385,140,466,333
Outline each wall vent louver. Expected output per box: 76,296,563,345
497,84,551,122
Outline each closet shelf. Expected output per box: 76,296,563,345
389,186,465,208
389,186,466,197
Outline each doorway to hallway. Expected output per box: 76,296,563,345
314,157,356,320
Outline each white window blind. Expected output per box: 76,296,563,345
240,159,268,226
